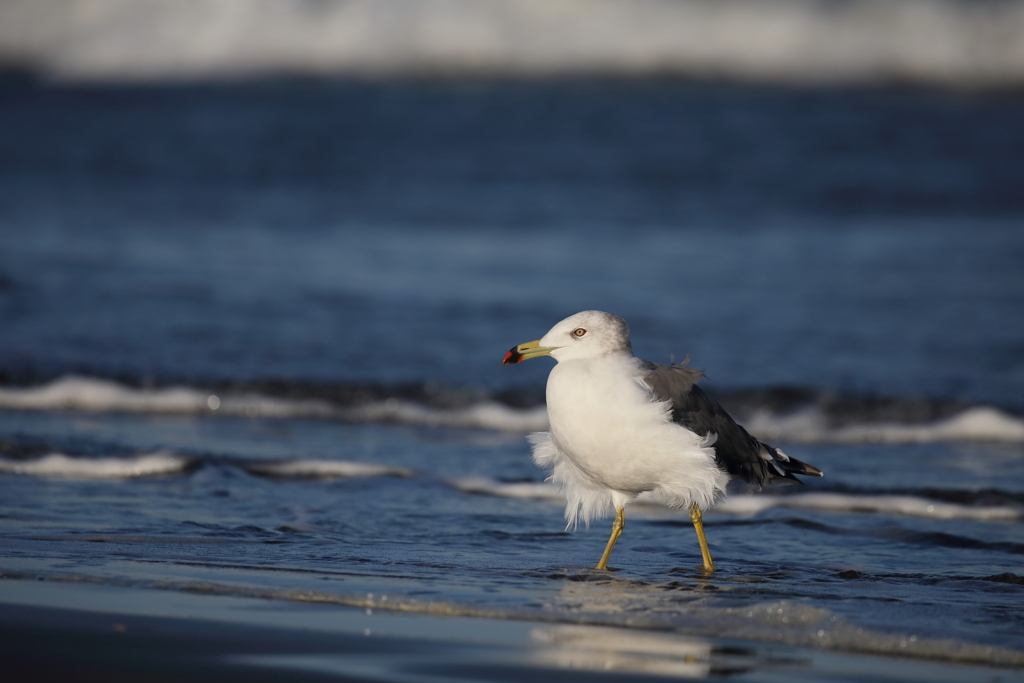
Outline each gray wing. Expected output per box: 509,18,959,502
640,360,822,486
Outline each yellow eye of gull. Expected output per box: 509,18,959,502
573,328,586,337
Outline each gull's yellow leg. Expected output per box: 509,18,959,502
689,503,716,574
594,507,625,570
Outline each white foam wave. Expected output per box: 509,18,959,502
348,400,1024,442
446,477,1023,522
341,400,549,432
5,0,1024,87
715,492,1022,522
746,406,1024,444
0,376,337,419
2,376,1021,442
449,404,1024,443
446,476,563,501
0,377,549,432
0,452,191,479
243,460,415,479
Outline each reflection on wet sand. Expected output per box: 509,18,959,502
532,624,751,677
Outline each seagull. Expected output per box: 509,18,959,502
502,311,822,573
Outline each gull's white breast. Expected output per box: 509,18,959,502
544,355,725,506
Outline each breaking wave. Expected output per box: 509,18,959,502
5,0,1024,87
0,376,547,432
446,476,1024,523
0,452,414,481
744,405,1024,444
242,460,415,480
0,375,1021,444
11,451,1015,524
0,452,191,479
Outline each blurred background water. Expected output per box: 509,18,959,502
2,79,1021,405
1,1,1023,679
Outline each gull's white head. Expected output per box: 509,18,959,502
502,311,632,365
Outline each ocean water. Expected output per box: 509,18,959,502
1,78,1023,675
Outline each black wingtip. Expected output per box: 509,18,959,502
784,455,823,478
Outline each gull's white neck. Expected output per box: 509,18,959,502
544,354,649,433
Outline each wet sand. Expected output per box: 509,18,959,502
2,578,1020,683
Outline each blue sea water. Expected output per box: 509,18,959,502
1,78,1023,675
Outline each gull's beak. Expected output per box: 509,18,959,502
502,339,559,365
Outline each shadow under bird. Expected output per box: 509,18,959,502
503,311,822,573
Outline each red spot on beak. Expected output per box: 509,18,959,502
502,347,522,365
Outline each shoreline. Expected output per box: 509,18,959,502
2,578,1022,682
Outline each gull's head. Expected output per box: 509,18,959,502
502,311,632,365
